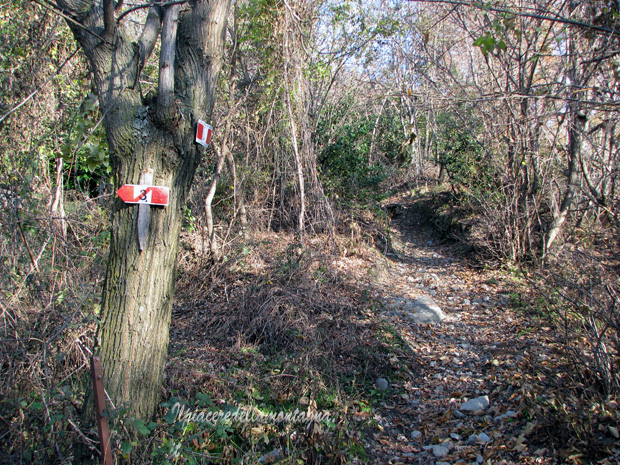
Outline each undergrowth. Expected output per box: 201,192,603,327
154,231,411,463
0,195,109,464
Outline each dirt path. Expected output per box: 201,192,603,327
354,203,555,465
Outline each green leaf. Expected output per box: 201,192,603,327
49,413,64,424
132,418,151,435
196,392,212,407
85,157,100,172
165,407,178,425
120,441,133,456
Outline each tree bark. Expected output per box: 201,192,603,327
544,107,584,256
57,0,231,424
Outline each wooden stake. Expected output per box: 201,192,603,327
91,356,113,465
137,169,153,251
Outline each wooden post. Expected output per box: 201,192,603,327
137,169,153,251
91,356,114,465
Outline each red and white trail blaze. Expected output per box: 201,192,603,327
116,185,170,206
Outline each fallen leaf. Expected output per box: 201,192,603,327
523,421,536,436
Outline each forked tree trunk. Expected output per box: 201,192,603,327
57,0,231,423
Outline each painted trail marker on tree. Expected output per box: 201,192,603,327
116,184,170,206
195,120,213,147
117,170,169,251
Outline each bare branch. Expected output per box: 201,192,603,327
116,0,187,22
138,6,163,70
157,4,181,123
103,0,115,39
410,0,620,37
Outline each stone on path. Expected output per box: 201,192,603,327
431,445,449,458
385,295,445,323
375,378,389,391
459,395,490,412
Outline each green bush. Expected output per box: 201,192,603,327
436,112,494,195
318,121,387,202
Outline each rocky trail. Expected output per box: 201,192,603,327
343,203,562,464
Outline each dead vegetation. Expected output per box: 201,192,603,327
158,228,416,463
1,182,619,464
0,197,107,464
170,228,404,398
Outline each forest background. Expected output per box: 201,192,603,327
0,0,619,463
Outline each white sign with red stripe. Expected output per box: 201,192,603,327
116,185,169,206
195,120,213,147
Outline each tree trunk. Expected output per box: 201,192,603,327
205,145,227,260
544,108,584,256
57,0,231,424
286,93,306,240
283,5,306,241
50,157,67,240
225,146,248,236
544,22,584,258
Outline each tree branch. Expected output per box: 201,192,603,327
157,4,181,124
35,0,108,43
410,0,620,37
117,0,187,22
103,0,115,40
138,6,163,71
53,0,92,16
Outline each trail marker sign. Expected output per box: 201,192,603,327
116,184,170,206
195,120,213,147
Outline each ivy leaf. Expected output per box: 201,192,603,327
165,406,178,424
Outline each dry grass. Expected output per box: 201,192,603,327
0,196,108,464
170,228,402,396
157,228,414,463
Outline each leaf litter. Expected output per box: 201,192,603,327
165,199,619,464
